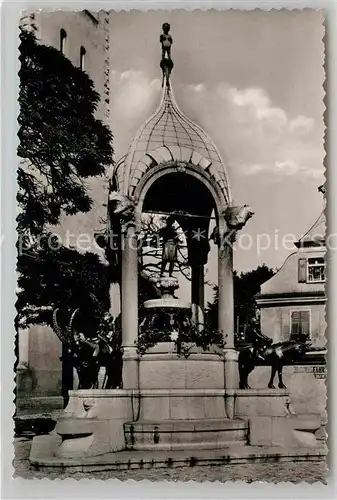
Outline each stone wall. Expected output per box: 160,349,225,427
247,365,327,421
16,325,63,415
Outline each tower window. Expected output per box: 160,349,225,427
80,46,86,70
307,257,325,282
60,29,67,54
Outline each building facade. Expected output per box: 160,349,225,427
251,201,326,421
20,10,110,123
256,206,326,348
17,10,111,416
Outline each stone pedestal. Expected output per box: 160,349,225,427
138,389,227,421
223,349,239,388
137,344,228,433
248,364,327,420
29,386,324,468
231,388,290,418
139,342,224,390
52,390,134,458
232,388,291,446
122,347,139,390
227,388,321,448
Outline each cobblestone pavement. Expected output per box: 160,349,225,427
13,438,327,483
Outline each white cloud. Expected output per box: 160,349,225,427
302,167,325,180
110,70,161,157
238,160,324,180
245,164,265,175
190,83,206,93
179,83,324,184
229,87,269,108
109,72,324,184
274,160,299,176
289,115,315,135
115,70,161,115
228,87,288,127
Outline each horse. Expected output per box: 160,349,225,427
238,336,311,389
52,308,123,390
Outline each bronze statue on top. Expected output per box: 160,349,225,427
160,23,174,88
160,22,172,59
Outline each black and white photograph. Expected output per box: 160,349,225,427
12,8,327,484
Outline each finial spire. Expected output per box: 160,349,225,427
160,22,174,88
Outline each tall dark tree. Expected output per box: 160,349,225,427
17,30,113,236
16,28,116,349
205,264,276,343
16,244,112,330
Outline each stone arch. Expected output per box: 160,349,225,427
134,163,227,223
128,145,231,210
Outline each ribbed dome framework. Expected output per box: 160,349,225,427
116,80,231,206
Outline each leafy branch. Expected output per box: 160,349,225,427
137,322,225,357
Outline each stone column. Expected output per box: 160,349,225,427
191,265,204,327
18,328,29,367
121,223,139,389
218,233,239,392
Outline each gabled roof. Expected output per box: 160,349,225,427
295,208,326,248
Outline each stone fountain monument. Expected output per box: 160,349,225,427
30,23,326,471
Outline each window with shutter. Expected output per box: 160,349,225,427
290,310,310,341
298,258,307,283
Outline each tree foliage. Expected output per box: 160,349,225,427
16,30,114,330
137,321,225,357
205,264,276,342
16,242,111,330
17,30,113,236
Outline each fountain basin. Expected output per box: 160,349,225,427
144,298,190,309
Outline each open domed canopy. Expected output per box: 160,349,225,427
102,25,253,391
114,70,231,210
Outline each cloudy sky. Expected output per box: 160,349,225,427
109,10,325,281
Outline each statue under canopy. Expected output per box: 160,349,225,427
159,216,179,277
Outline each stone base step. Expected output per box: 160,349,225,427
126,441,246,451
124,419,248,451
29,433,327,473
